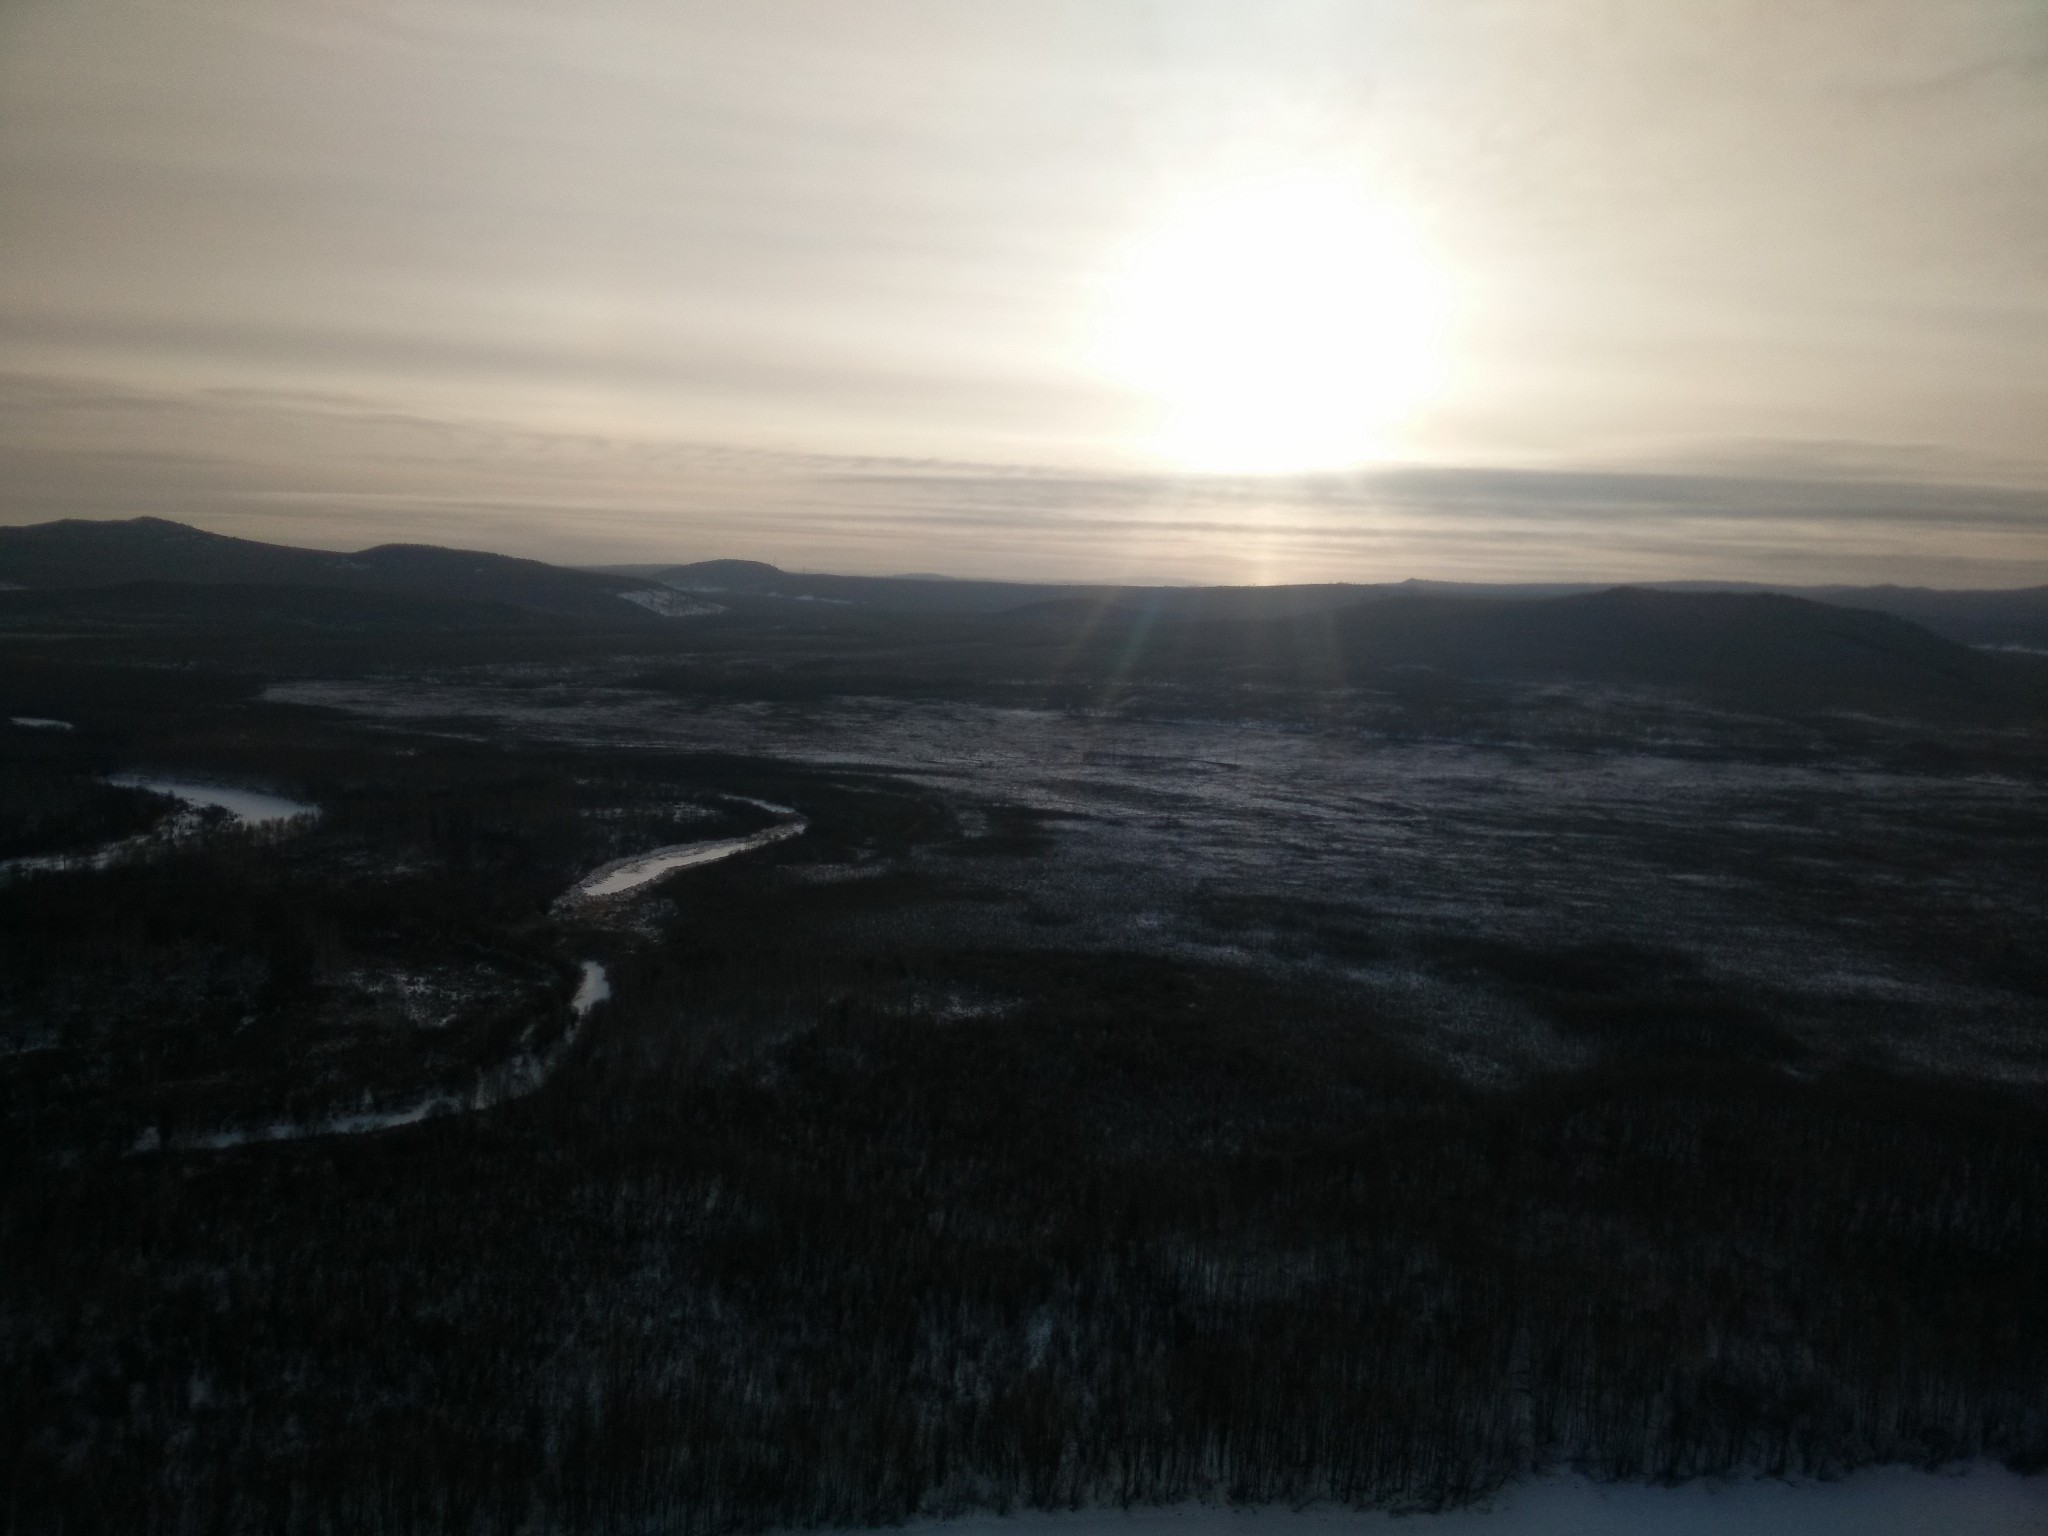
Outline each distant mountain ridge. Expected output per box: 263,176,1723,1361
0,517,668,625
598,556,1102,615
2,519,2043,715
9,517,2044,642
976,584,2031,717
1340,586,2003,705
601,552,2048,647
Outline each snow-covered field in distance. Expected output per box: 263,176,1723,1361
269,676,2048,1088
885,1468,2045,1536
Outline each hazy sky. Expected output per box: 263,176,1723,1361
3,0,2045,583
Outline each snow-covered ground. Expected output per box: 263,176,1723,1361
558,811,807,905
136,961,611,1154
105,774,317,826
2,775,320,880
570,958,612,1014
884,1467,2046,1536
269,676,2048,1087
618,588,725,618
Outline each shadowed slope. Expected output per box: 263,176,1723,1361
1335,588,1994,698
0,518,660,624
999,587,2037,715
0,581,564,634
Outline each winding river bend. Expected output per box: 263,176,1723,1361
1,774,319,879
105,773,319,827
137,797,803,1152
145,960,614,1153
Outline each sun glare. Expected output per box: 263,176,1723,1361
1098,174,1451,475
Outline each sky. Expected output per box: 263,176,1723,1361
2,0,2045,585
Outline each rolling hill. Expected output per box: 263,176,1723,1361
0,517,671,625
4,517,2041,714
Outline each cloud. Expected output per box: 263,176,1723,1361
2,371,2041,586
1,2,2044,578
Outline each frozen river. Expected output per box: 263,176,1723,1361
143,961,611,1153
558,803,806,905
883,1467,2046,1536
266,677,2048,1088
106,774,318,826
1,774,319,881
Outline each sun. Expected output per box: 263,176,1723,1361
1096,174,1451,475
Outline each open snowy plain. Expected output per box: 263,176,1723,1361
271,671,2048,1089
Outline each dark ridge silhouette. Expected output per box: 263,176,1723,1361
642,560,1100,613
1802,583,2048,650
651,557,791,589
617,552,2048,644
10,516,2047,642
0,517,661,624
4,520,2044,719
1331,587,2003,703
992,586,2034,716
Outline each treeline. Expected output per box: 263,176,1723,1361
0,719,793,1159
4,928,2043,1534
0,714,171,860
0,833,577,1159
3,675,2043,1533
0,769,171,861
0,703,949,1164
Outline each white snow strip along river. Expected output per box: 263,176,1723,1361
121,796,797,1150
106,774,318,826
140,961,611,1154
1,775,320,879
871,1465,2045,1536
558,804,807,905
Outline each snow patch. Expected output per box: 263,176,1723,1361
3,778,317,880
571,959,612,1016
106,775,318,827
557,804,807,906
619,589,724,618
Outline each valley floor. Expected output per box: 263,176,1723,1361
3,641,2044,1533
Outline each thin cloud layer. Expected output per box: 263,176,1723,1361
3,372,2039,587
1,1,2044,581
